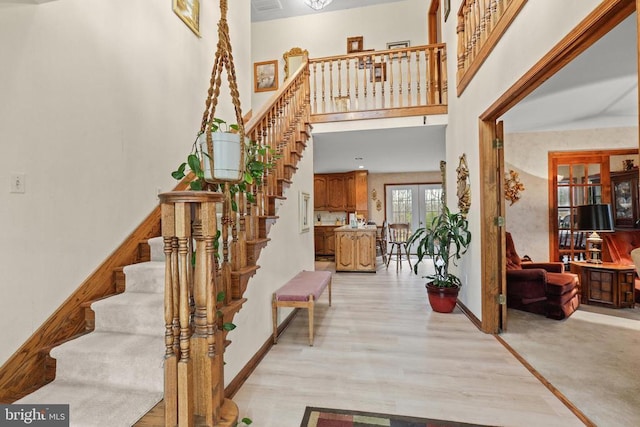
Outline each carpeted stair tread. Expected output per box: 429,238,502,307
148,236,164,262
51,331,164,393
122,261,165,293
92,292,164,336
16,380,162,427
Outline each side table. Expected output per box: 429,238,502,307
570,261,635,308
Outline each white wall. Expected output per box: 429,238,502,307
251,0,429,108
505,127,638,262
0,0,252,366
443,0,603,318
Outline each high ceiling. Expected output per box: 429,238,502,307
251,0,404,22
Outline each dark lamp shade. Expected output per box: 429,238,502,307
576,204,614,232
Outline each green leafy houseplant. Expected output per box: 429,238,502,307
171,119,277,202
408,206,471,288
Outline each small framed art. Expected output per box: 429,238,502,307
254,60,279,92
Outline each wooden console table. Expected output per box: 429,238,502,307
570,261,635,308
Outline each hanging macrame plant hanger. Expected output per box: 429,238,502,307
199,0,245,184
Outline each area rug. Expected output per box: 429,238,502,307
300,407,495,427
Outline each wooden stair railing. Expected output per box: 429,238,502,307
308,44,447,122
456,0,528,95
159,61,312,426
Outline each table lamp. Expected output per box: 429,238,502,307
576,204,614,263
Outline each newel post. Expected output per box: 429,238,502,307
160,191,238,427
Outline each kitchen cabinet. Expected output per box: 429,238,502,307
314,171,368,216
327,175,346,210
335,225,377,272
314,226,336,257
611,170,639,228
314,176,327,210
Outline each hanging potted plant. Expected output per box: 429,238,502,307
408,206,471,313
198,117,244,182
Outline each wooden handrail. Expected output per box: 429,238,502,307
308,44,447,122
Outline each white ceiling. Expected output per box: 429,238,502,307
251,0,405,22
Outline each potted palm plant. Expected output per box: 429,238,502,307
408,206,471,313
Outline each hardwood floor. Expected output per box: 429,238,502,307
230,259,585,427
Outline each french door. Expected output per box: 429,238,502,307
385,184,443,251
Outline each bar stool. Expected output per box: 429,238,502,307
386,223,411,272
375,221,388,265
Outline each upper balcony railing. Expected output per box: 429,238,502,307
308,44,448,123
456,0,527,95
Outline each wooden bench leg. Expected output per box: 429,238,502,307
272,294,278,344
308,295,314,346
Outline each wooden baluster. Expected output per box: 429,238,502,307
336,59,342,112
312,62,318,114
406,50,412,107
388,52,395,108
440,46,448,105
353,57,359,110
457,11,467,84
221,189,232,306
161,203,178,427
328,61,334,113
320,62,326,113
345,59,351,109
396,52,402,108
175,202,193,427
415,50,422,106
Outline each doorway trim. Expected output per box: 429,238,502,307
478,0,637,333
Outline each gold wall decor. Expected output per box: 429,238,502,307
504,169,525,205
456,154,471,216
283,47,309,80
173,0,200,37
371,189,377,200
376,199,382,212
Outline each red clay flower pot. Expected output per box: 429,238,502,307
426,283,459,313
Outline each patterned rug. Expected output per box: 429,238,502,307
301,407,495,427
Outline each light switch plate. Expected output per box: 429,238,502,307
10,174,25,193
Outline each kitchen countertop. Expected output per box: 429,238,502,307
334,225,377,232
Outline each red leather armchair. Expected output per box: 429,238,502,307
601,230,640,302
506,232,580,320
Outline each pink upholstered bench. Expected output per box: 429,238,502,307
272,270,332,346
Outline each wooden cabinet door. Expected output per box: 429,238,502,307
611,170,639,228
314,228,324,254
355,231,376,271
314,176,327,210
327,175,346,211
345,173,356,211
335,232,355,270
355,171,368,216
325,229,336,255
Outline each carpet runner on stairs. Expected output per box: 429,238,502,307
16,237,167,427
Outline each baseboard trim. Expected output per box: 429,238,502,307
225,308,299,398
456,300,482,331
494,334,596,427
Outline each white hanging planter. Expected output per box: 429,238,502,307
197,131,243,182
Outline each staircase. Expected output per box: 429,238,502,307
3,62,313,426
16,239,167,426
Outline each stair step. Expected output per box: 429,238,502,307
231,265,260,299
91,292,164,336
259,215,279,238
246,238,269,266
16,380,162,427
122,261,165,293
148,236,165,262
51,331,164,393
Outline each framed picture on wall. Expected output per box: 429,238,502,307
254,60,279,92
370,62,387,83
299,192,310,233
347,36,364,54
444,0,451,22
173,0,200,37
